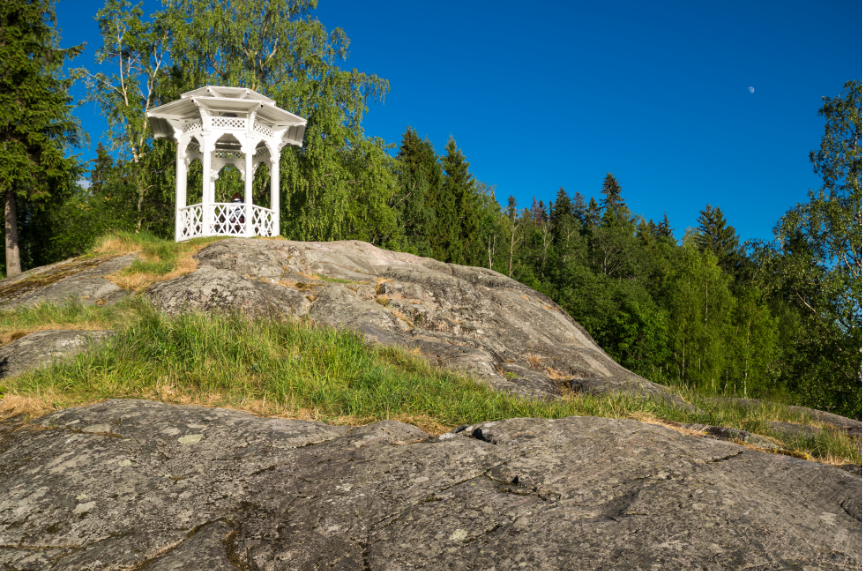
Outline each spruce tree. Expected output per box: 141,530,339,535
549,188,573,245
0,0,84,276
394,127,440,256
695,204,740,273
439,136,480,264
571,192,588,228
600,173,626,218
586,197,602,228
657,212,674,238
90,142,114,196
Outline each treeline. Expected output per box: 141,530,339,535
3,0,860,417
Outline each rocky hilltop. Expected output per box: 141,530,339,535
143,238,677,403
0,238,860,569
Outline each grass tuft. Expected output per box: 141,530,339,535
94,231,226,292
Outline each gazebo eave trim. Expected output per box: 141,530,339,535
180,85,275,104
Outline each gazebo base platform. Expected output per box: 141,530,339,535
177,202,277,241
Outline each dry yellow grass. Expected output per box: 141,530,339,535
389,308,415,329
627,411,713,438
544,367,569,381
101,241,214,293
626,411,860,468
0,385,451,437
0,323,109,348
105,255,198,292
92,236,142,256
0,394,60,421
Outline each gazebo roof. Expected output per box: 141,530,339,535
147,85,307,147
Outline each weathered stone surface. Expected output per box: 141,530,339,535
0,399,859,570
708,397,862,438
0,254,137,311
675,421,782,450
0,330,115,379
147,265,311,319
148,239,684,403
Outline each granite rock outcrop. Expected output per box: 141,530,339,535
0,399,859,570
147,239,675,403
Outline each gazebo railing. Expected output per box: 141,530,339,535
178,203,276,241
178,204,204,240
250,204,276,236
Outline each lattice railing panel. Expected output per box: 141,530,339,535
179,204,203,240
251,205,275,237
179,203,276,240
253,122,274,138
183,121,202,133
212,117,246,129
209,203,246,236
214,150,245,160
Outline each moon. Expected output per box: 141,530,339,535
748,86,755,94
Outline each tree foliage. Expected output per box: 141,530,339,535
0,0,84,276
18,1,859,418
695,204,740,275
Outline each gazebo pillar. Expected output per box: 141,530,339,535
243,139,254,237
174,140,188,242
200,133,213,234
270,152,280,235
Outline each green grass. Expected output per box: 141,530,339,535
0,299,124,330
315,274,360,284
96,231,226,278
0,299,859,466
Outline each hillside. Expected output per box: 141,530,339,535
0,234,860,570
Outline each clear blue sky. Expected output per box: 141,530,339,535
56,0,861,243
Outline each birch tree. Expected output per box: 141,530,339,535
79,0,171,229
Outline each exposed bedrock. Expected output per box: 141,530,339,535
147,239,680,404
0,329,115,380
0,400,858,570
0,254,136,311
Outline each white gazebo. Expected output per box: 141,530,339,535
147,86,306,241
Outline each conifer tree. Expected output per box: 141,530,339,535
695,204,740,273
586,197,602,228
90,142,114,196
506,195,522,277
657,212,674,238
572,192,588,227
393,127,439,255
550,188,581,265
0,0,84,276
600,173,626,217
550,188,573,244
439,136,479,264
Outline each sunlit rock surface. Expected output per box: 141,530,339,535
0,400,859,570
147,239,676,403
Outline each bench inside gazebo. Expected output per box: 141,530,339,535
147,86,307,241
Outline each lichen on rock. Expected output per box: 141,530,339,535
0,400,858,570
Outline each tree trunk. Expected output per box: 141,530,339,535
4,190,21,277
